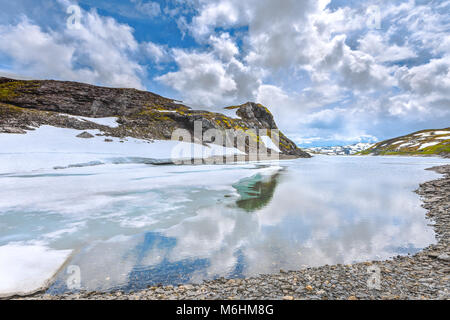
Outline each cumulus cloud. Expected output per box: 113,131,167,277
156,49,237,107
155,0,449,143
358,32,417,63
141,41,171,64
209,33,239,61
0,7,145,89
156,35,261,107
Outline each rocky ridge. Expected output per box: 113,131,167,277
359,128,450,157
0,77,310,158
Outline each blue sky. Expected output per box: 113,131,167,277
0,0,449,147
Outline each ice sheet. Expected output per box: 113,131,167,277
0,244,71,296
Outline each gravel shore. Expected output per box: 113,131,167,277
15,165,450,300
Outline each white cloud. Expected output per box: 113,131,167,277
0,20,76,78
209,33,239,61
142,42,170,64
156,49,237,107
0,9,145,89
157,32,261,107
358,32,417,63
130,0,161,18
396,57,450,96
189,0,247,40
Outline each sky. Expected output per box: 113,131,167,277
0,0,449,147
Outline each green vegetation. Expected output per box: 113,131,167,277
224,105,240,110
0,82,22,100
0,103,25,115
358,128,450,157
0,80,40,101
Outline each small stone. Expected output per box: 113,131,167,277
437,254,450,261
282,296,294,300
305,285,313,292
316,290,325,295
348,296,358,300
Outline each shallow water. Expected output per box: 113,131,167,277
1,154,449,294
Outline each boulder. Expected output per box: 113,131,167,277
76,131,95,139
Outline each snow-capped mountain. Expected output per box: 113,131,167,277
304,143,374,156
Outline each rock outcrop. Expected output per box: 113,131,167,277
76,132,95,139
0,77,310,158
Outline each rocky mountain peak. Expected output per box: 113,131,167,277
234,102,277,129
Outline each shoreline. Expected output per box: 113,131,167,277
12,164,450,300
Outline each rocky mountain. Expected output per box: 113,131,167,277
0,77,310,158
304,142,374,156
359,129,450,157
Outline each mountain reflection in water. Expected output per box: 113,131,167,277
233,171,281,212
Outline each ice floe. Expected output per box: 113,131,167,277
0,244,71,296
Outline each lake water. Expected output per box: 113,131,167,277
1,154,449,294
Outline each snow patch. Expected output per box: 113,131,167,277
414,132,432,137
419,142,440,150
64,115,120,128
433,131,450,135
0,126,244,173
260,136,281,153
0,244,72,297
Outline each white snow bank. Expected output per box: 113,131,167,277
433,131,450,135
64,115,120,128
0,244,71,296
260,136,281,153
419,142,440,150
414,132,432,137
0,126,244,173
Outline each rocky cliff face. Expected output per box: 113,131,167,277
0,77,310,158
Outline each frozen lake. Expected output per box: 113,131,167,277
0,130,449,295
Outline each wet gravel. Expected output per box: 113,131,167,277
15,165,450,300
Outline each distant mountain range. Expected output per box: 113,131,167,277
359,128,450,157
303,143,374,155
